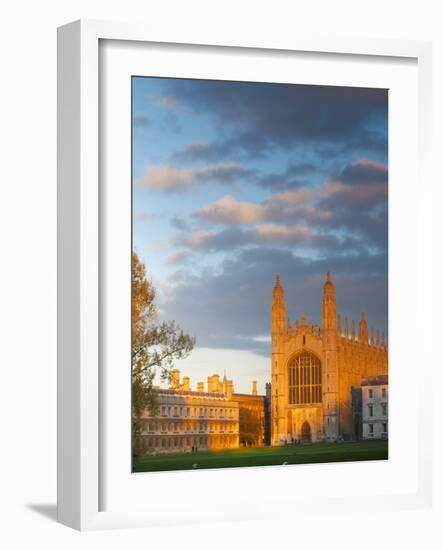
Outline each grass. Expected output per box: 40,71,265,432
133,439,388,473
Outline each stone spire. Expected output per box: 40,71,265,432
322,271,339,441
358,312,368,343
272,274,286,335
322,272,337,331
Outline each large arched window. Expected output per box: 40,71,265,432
288,352,322,404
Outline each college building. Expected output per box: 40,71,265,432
138,370,269,454
271,273,388,444
361,374,389,440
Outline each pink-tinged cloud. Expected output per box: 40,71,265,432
165,250,192,265
199,195,265,224
137,163,249,191
197,192,325,225
184,230,214,247
196,159,386,226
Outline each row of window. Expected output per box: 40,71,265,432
367,403,388,417
143,420,238,434
159,405,236,419
140,435,238,449
368,423,388,435
367,387,387,399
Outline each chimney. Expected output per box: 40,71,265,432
252,380,257,395
224,379,233,400
171,369,180,390
207,374,220,393
197,381,204,392
182,376,190,391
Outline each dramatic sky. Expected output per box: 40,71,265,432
132,77,388,394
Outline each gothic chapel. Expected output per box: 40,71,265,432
271,273,388,444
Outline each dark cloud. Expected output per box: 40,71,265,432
190,159,388,253
258,163,317,191
179,225,351,254
159,247,388,357
338,158,388,185
165,80,388,161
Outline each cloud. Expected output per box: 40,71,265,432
164,80,387,161
323,159,387,204
258,162,317,190
165,250,192,265
196,160,387,243
254,224,335,246
133,79,388,358
198,195,265,225
133,112,150,128
339,158,387,185
137,162,251,192
196,189,325,227
180,224,342,253
145,94,181,110
159,247,388,356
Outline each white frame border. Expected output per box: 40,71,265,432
57,19,433,531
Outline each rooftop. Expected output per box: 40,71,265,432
152,387,228,399
361,374,388,386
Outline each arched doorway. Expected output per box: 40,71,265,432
301,421,311,442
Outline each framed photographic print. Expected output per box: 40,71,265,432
57,20,433,531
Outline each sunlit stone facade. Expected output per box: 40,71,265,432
271,273,388,444
233,390,266,446
139,383,239,455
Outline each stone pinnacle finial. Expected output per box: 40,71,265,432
326,271,332,282
276,273,281,285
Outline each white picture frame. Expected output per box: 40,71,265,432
57,19,434,531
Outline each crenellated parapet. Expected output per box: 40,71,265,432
286,315,322,338
336,314,388,380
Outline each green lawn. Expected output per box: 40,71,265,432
133,440,388,473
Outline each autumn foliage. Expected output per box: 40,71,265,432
132,252,195,455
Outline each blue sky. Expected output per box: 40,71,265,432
132,77,388,394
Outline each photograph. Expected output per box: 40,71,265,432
131,76,389,473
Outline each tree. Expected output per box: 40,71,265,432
239,407,261,446
132,252,195,455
